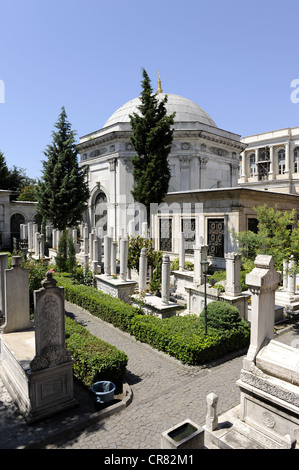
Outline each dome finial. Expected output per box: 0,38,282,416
157,70,163,93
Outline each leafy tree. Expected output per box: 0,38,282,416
17,185,38,201
7,166,36,191
129,69,175,228
0,150,35,191
234,204,299,271
36,107,89,232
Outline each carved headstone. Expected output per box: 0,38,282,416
30,271,72,371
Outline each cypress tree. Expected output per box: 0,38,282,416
0,150,11,189
130,69,175,228
37,107,89,232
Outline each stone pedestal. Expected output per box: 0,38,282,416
95,275,137,304
132,293,179,319
0,330,76,423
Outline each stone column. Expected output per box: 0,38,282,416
193,241,208,285
224,252,242,297
268,145,275,179
33,224,38,252
52,229,57,249
0,252,8,319
34,232,40,256
104,236,112,276
283,259,288,290
287,256,296,296
205,393,219,432
27,222,33,250
72,228,77,250
244,255,281,367
56,230,61,248
39,234,45,258
23,223,28,240
82,224,88,256
92,239,99,274
285,141,290,175
161,253,171,305
240,151,246,180
139,248,147,294
128,219,135,237
89,232,94,260
120,238,128,282
179,232,185,272
111,241,117,276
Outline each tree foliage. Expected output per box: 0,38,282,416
36,107,89,231
129,69,175,226
0,150,36,191
234,204,299,271
17,185,38,201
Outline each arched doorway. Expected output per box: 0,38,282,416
10,213,25,249
94,191,108,236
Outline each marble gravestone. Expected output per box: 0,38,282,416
0,269,76,423
204,255,299,449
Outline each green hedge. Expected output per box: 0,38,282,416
65,315,128,393
130,313,250,365
55,273,143,332
56,274,249,367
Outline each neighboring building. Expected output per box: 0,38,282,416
78,80,246,239
161,187,299,269
239,126,299,194
0,190,37,251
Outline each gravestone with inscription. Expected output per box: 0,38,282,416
0,270,76,423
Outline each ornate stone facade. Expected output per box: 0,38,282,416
239,126,299,194
78,91,246,241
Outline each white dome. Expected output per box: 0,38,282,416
103,93,217,128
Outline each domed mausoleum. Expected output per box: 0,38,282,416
78,77,245,243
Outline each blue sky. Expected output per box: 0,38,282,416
0,0,299,180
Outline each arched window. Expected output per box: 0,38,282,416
95,191,107,235
294,147,299,173
249,153,256,176
278,149,285,175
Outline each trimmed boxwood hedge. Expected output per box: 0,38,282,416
130,313,250,365
56,274,250,367
55,273,143,332
65,315,128,393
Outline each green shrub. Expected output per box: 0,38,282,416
198,301,248,331
65,316,128,392
24,259,49,311
71,266,93,286
171,257,194,271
